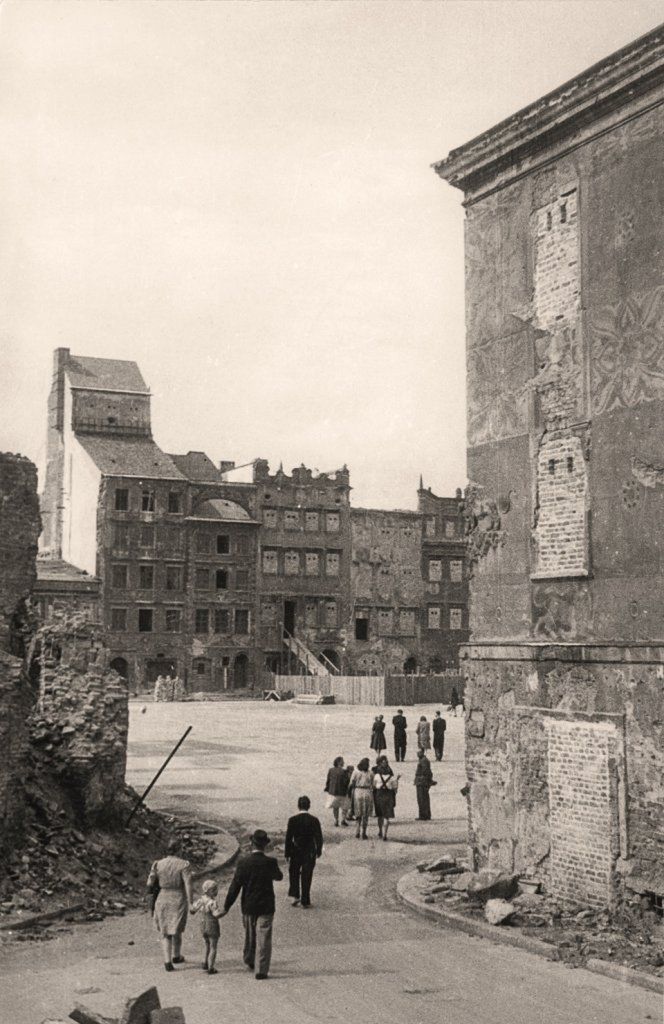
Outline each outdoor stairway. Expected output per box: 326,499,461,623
282,631,337,676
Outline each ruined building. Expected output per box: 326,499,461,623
435,26,664,907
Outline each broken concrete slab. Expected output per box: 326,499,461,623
449,871,474,891
466,872,519,902
149,1011,185,1024
485,899,516,925
69,1007,117,1024
424,857,457,873
119,988,160,1024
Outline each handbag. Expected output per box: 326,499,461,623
146,865,160,915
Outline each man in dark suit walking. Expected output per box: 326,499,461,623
285,795,323,909
221,828,283,980
433,710,447,761
392,709,408,762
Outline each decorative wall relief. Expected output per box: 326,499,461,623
590,286,664,414
462,482,508,568
467,332,531,446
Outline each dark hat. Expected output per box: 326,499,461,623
251,829,270,849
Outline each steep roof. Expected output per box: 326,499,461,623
76,435,185,480
66,355,148,394
188,498,255,524
169,451,222,483
35,558,100,590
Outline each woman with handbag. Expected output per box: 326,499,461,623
146,838,194,971
372,756,400,841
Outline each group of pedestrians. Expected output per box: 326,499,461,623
371,709,448,762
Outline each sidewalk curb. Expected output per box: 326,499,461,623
396,870,664,996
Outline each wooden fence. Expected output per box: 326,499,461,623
269,672,464,707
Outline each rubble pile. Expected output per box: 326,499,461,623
415,857,664,978
47,983,186,1024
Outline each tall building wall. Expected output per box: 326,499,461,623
436,26,664,906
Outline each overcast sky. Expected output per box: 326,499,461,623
1,1,662,508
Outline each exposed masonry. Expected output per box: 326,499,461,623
533,188,579,330
533,434,588,578
547,718,620,907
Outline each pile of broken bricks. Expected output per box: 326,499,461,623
43,985,186,1024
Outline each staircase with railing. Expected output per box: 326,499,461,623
282,630,338,676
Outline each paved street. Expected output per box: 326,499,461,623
0,702,659,1023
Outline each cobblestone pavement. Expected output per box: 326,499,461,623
0,702,659,1023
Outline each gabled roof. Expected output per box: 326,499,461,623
169,451,222,483
66,355,149,394
35,558,100,591
188,498,255,524
76,435,185,480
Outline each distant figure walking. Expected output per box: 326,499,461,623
324,756,350,827
372,755,400,841
433,711,447,761
450,687,461,717
147,838,194,972
416,715,431,753
350,758,374,839
285,796,323,909
370,714,386,754
392,709,408,762
414,749,436,821
222,829,283,980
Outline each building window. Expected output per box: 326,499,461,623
216,569,228,590
165,608,181,633
355,616,369,641
235,609,249,635
263,509,277,528
305,601,318,627
305,511,319,532
427,606,441,630
428,559,442,582
113,523,130,552
325,512,340,533
165,565,182,591
110,607,127,632
138,608,153,633
168,492,181,513
450,607,463,630
377,608,393,635
164,525,183,552
235,534,250,555
324,600,337,628
214,608,230,634
195,660,208,676
139,564,154,590
262,549,278,575
399,609,416,636
195,608,209,634
139,524,155,548
141,489,155,512
325,551,340,576
196,531,211,554
217,534,230,554
261,601,277,626
450,559,463,583
111,564,128,589
425,516,436,537
195,568,210,590
284,550,300,576
284,510,300,531
444,520,456,538
305,552,320,576
235,569,249,590
114,488,129,511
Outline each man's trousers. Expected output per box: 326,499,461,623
242,913,274,976
288,854,316,907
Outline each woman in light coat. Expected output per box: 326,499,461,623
416,715,431,753
146,838,194,971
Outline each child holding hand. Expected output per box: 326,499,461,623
190,879,226,974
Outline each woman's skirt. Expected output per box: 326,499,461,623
373,789,396,819
354,789,374,818
326,794,350,812
154,889,188,936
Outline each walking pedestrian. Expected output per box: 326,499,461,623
416,715,431,753
450,687,461,716
345,763,357,821
146,838,194,972
324,756,350,826
350,758,374,839
190,879,225,974
432,710,447,761
414,749,436,820
222,829,283,980
372,756,400,841
370,714,386,754
285,796,323,908
392,709,408,762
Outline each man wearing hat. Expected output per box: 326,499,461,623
221,829,283,980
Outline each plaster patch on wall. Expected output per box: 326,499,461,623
631,454,664,489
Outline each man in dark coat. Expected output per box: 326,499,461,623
285,796,323,909
392,709,408,762
222,828,283,980
414,749,435,820
432,710,447,761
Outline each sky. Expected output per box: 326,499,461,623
1,1,662,509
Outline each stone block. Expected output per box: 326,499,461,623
69,1007,117,1024
485,899,516,925
466,872,519,901
149,1011,185,1024
425,857,457,873
449,871,474,892
119,988,160,1024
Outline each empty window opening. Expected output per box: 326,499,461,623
217,534,230,554
141,490,155,512
567,456,574,473
195,609,209,633
548,459,556,475
355,616,369,641
560,202,567,223
138,609,153,633
216,569,228,590
115,488,129,511
168,492,181,513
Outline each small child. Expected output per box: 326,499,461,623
190,879,225,974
